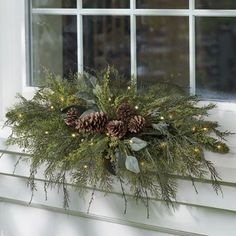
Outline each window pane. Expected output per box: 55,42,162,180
83,0,129,8
137,16,189,89
137,0,188,9
83,16,130,77
32,15,77,86
196,18,236,100
32,0,76,8
196,0,236,9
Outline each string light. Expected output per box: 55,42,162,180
50,105,54,110
83,165,88,169
18,113,23,118
160,142,167,148
60,97,65,102
217,145,222,150
90,142,94,146
169,114,173,119
71,133,76,138
160,116,164,120
135,105,139,110
45,131,49,135
203,127,208,132
127,86,131,90
194,147,200,153
108,97,112,102
140,161,145,166
192,126,196,132
129,139,133,144
81,139,84,142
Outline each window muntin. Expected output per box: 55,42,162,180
30,0,236,102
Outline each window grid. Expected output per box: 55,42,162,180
30,0,236,96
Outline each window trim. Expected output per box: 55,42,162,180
26,0,236,102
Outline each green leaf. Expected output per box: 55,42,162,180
125,155,140,174
130,137,147,151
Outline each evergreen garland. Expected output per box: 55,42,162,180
5,67,231,217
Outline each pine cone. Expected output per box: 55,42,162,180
64,108,80,127
116,102,135,121
76,111,108,133
106,120,127,139
128,115,145,133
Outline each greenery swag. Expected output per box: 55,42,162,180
5,67,230,217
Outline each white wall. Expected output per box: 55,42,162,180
1,1,236,236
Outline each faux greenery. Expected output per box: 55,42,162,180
5,67,230,217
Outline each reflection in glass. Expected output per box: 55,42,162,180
32,15,77,86
137,16,189,89
83,16,130,77
83,0,129,8
32,0,76,8
195,0,236,9
196,18,236,100
137,0,188,9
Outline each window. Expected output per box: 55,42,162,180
30,0,236,101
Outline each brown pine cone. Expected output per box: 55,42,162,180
106,120,127,139
116,102,135,122
64,108,80,127
128,115,145,133
76,111,108,133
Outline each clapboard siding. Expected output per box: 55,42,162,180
1,0,236,235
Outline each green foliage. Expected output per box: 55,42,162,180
5,67,231,216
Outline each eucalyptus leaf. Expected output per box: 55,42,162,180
80,109,98,118
115,149,126,168
125,155,140,174
93,84,102,96
152,122,169,135
75,91,95,105
130,137,147,151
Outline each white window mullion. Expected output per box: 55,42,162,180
77,0,83,73
130,0,137,84
189,0,196,95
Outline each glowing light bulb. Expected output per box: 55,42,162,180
18,113,23,118
45,131,49,135
135,105,139,110
192,126,196,132
140,161,145,166
127,86,131,90
108,97,112,102
129,140,133,144
160,116,164,120
203,127,208,131
71,133,76,138
217,145,222,150
50,105,54,110
83,165,88,169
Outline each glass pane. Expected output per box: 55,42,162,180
83,0,129,8
83,16,130,77
196,0,236,9
137,0,188,9
137,16,189,89
32,15,77,86
196,18,236,100
32,0,76,8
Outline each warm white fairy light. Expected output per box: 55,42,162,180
127,86,131,90
135,105,139,110
83,165,88,169
203,127,208,131
45,131,49,135
71,133,76,138
160,116,164,120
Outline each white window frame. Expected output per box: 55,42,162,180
2,0,236,126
